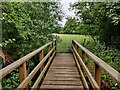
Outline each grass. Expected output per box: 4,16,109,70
54,34,91,52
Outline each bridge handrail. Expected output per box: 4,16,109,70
72,44,99,89
72,40,120,86
0,40,56,89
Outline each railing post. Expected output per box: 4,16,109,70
94,62,102,86
76,46,80,54
40,50,44,72
72,40,80,55
82,50,86,61
82,50,86,74
39,50,44,86
74,44,77,50
19,62,27,83
55,40,56,52
19,62,28,89
48,44,51,61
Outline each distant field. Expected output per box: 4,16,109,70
55,34,91,52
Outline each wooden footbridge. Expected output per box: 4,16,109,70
0,40,120,90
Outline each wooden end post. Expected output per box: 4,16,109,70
94,62,102,86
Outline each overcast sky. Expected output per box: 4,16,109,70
59,1,76,27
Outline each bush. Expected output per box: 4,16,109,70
84,39,120,89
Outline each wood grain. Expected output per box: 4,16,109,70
40,53,83,89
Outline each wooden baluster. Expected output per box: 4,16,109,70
39,50,44,86
82,50,86,62
53,39,56,52
55,40,56,51
74,44,77,50
82,50,86,74
32,50,44,85
51,42,53,49
94,62,102,86
72,40,75,49
19,62,28,89
19,62,27,83
71,40,74,49
48,45,51,61
40,50,44,72
76,46,80,54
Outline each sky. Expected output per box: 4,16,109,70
59,1,76,27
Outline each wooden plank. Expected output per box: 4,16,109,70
51,63,75,65
40,53,83,89
50,67,76,69
50,65,75,67
42,80,82,85
47,71,78,75
46,74,80,77
40,85,83,89
44,77,80,81
48,69,78,72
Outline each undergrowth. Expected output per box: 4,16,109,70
84,39,120,89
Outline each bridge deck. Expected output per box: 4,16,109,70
40,53,83,89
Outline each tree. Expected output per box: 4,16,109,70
71,2,120,49
2,2,63,88
63,17,79,34
2,2,63,60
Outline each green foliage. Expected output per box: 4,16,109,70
1,2,63,88
62,17,79,34
84,39,120,89
2,69,19,89
2,2,63,57
70,2,120,49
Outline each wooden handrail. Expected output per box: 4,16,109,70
72,40,120,86
0,40,56,89
72,49,89,89
17,46,55,88
32,51,56,89
72,45,99,89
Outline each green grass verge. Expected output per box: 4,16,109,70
54,34,91,52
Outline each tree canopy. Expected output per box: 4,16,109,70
63,2,120,49
2,2,63,59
